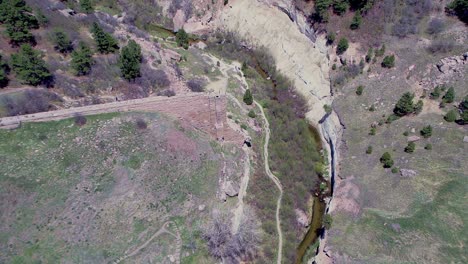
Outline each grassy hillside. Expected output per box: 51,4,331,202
0,112,222,263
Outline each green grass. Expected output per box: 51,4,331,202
0,112,221,262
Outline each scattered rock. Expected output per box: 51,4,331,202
463,136,468,143
400,169,418,178
169,255,175,263
198,204,206,211
391,223,401,232
411,128,416,133
224,181,240,197
407,136,421,142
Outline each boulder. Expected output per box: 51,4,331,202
224,181,240,197
407,136,421,142
172,10,186,31
463,136,468,143
400,169,418,178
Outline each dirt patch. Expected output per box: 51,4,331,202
165,129,197,155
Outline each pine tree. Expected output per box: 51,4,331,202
336,38,349,55
176,29,189,49
91,23,119,54
0,54,9,88
420,125,433,138
350,10,362,30
243,89,253,105
119,40,142,80
0,0,39,45
53,29,73,54
380,152,394,168
71,43,94,76
11,44,52,86
442,87,455,104
394,92,415,116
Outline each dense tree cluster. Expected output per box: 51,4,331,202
0,0,39,46
91,23,119,54
446,0,468,24
119,40,142,80
11,44,52,86
80,0,94,14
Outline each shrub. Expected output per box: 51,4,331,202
332,64,337,70
430,86,442,99
380,152,394,168
153,69,170,88
240,123,248,130
119,40,142,80
425,143,432,150
323,214,333,230
248,110,256,118
243,89,253,105
11,44,52,86
176,28,189,49
35,8,48,27
156,89,176,97
391,167,398,173
427,18,445,35
442,87,455,103
404,142,416,153
366,47,373,63
0,69,8,88
381,55,395,68
74,114,87,126
71,43,94,76
356,85,364,95
386,114,400,124
403,131,409,136
350,10,362,29
369,127,376,135
52,29,73,54
369,105,375,112
136,118,147,129
323,104,332,114
326,31,336,45
375,44,386,57
187,78,205,92
80,0,94,14
458,95,468,124
446,0,468,24
444,109,458,122
336,38,349,55
428,39,455,54
420,125,432,138
366,146,373,154
91,22,119,54
414,100,423,115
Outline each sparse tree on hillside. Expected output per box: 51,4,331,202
52,29,73,54
381,55,395,68
444,109,458,122
380,152,394,168
91,23,119,54
420,125,433,138
71,43,94,76
176,28,189,49
394,92,415,116
0,0,39,46
442,87,455,104
350,10,362,29
119,40,142,80
336,38,349,55
243,89,253,105
11,44,52,86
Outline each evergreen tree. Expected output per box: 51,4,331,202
176,29,189,49
91,23,119,54
35,8,49,27
446,0,468,24
119,40,142,80
243,89,253,105
381,55,395,68
420,125,433,138
444,109,458,122
350,10,362,29
53,29,73,54
71,43,94,76
442,87,455,103
336,38,349,55
11,44,52,86
80,0,94,14
404,142,416,153
394,92,415,116
0,54,9,88
380,152,394,168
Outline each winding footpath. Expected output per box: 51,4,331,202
255,100,284,264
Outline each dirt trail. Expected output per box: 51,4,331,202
255,100,284,264
114,221,181,264
212,54,284,263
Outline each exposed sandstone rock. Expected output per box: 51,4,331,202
173,10,186,31
400,169,418,178
407,136,421,142
224,180,240,197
